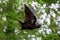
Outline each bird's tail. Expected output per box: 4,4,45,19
13,19,23,25
17,20,23,25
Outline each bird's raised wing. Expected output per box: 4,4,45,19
24,4,37,25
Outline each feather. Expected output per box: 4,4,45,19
19,4,41,30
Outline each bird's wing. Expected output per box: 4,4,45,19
24,4,37,24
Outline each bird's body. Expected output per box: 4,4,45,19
20,22,41,30
18,22,41,30
18,4,41,30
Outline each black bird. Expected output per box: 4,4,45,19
18,4,41,30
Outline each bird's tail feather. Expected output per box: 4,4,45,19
13,19,23,25
17,20,23,25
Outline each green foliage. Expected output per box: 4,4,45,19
37,0,59,5
0,0,60,40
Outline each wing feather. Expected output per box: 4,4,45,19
24,4,37,25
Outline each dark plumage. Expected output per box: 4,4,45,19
18,4,41,30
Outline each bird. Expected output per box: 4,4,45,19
18,4,41,30
7,4,41,30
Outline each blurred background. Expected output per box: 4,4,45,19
0,0,60,40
